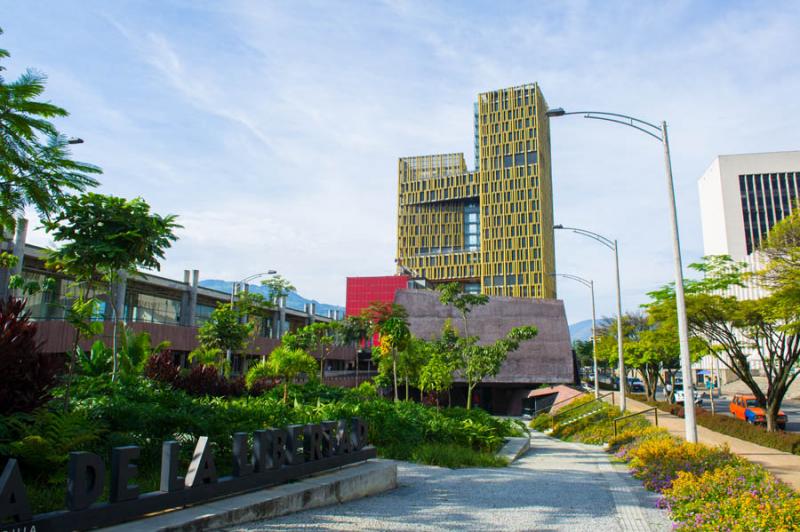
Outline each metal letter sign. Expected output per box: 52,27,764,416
0,417,375,531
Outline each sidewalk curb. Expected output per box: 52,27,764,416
99,460,397,532
498,436,531,463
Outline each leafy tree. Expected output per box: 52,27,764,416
396,336,428,400
648,255,800,431
458,325,538,409
234,290,275,341
437,282,489,336
341,314,371,345
757,207,800,327
194,303,252,375
0,27,101,231
596,312,649,395
373,316,411,401
573,339,594,369
44,193,180,380
260,275,295,306
250,346,316,403
284,321,343,380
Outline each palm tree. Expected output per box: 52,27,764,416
0,27,101,231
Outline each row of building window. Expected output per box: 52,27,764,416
739,172,799,254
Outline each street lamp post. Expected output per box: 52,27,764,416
551,273,599,398
547,108,697,443
228,270,278,367
554,225,626,411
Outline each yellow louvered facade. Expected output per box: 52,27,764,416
396,83,556,299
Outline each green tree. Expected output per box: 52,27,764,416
373,316,411,401
648,255,800,431
396,336,428,400
44,193,180,380
0,28,101,231
234,290,275,342
418,324,461,406
437,282,489,337
573,339,594,370
287,321,342,381
757,206,800,327
260,275,295,306
253,346,316,403
459,325,538,409
194,303,252,375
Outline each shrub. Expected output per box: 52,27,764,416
660,462,800,530
662,461,800,530
0,297,60,415
626,437,738,492
607,426,671,459
144,350,180,384
0,409,105,481
175,365,245,397
410,443,509,468
248,377,279,397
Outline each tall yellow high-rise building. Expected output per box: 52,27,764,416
397,83,556,299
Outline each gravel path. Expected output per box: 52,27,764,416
227,432,672,531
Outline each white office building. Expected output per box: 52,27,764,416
696,150,800,377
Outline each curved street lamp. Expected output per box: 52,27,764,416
548,108,697,443
230,270,278,304
228,270,278,368
551,273,599,398
554,225,624,410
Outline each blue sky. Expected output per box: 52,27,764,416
3,1,799,324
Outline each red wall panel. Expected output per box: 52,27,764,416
345,276,410,317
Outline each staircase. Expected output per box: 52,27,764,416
544,406,607,434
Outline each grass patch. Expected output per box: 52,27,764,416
409,442,509,468
530,394,649,445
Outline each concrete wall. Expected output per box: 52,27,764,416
394,288,574,384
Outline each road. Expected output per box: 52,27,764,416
227,432,671,532
653,387,800,433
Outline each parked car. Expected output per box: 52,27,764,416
729,393,787,430
673,388,703,406
627,378,645,394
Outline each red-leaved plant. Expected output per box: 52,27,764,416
0,297,60,415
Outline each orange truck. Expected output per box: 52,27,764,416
729,393,787,430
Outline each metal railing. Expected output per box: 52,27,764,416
551,392,614,429
528,392,591,418
613,407,659,437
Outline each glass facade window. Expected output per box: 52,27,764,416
132,294,180,325
739,171,799,254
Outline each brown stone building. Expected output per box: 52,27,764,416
395,289,575,415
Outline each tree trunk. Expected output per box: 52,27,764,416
283,381,289,404
466,382,473,409
405,378,409,401
392,352,398,402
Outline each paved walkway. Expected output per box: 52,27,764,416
606,393,800,491
227,433,671,531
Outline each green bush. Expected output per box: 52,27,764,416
529,394,649,445
410,443,509,468
2,380,518,513
626,437,738,492
662,461,800,530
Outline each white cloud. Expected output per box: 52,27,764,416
7,0,800,318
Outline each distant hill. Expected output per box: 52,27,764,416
199,280,345,318
568,318,613,343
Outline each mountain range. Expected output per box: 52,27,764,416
568,318,613,343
